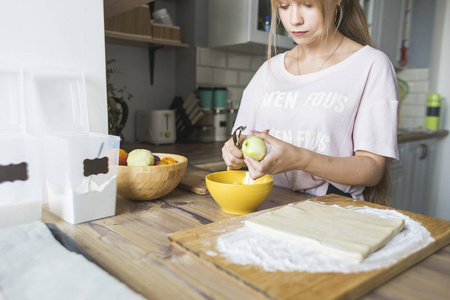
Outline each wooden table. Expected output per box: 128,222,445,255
42,179,450,299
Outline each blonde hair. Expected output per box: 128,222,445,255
362,163,392,205
268,0,391,205
268,0,373,60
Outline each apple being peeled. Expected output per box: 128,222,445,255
242,136,267,161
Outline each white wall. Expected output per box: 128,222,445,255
429,0,450,221
0,0,107,133
105,44,177,142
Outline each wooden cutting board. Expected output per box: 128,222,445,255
177,171,209,195
168,195,450,300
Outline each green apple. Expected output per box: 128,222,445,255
127,149,154,166
242,136,267,161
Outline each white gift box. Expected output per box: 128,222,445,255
0,66,43,229
0,136,42,229
42,133,119,224
26,69,120,224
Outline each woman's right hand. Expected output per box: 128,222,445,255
222,135,247,170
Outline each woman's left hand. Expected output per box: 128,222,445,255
244,131,303,180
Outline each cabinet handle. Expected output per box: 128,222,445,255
419,144,427,160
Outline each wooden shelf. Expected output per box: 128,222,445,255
105,30,189,48
104,5,189,49
103,1,189,85
105,29,189,84
104,0,154,19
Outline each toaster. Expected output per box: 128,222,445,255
135,110,176,144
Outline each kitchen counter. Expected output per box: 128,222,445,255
42,188,450,299
397,129,448,143
122,130,449,172
121,141,225,165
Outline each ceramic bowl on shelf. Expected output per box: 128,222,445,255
117,153,187,201
205,170,273,215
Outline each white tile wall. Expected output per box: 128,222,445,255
196,47,430,129
196,66,214,85
227,52,252,70
397,68,430,129
197,48,227,68
213,68,239,86
237,70,254,86
196,47,266,103
251,55,267,71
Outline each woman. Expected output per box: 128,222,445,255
222,0,399,204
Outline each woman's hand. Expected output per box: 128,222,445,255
244,131,303,179
222,135,247,170
245,131,387,187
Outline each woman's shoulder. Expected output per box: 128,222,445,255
358,45,393,65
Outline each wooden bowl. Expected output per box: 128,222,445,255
117,153,188,201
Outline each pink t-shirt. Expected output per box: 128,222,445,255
233,46,399,199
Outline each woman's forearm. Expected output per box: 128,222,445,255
298,149,386,187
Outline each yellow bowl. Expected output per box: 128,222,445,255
117,153,187,201
205,170,274,215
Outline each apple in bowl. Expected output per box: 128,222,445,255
117,151,187,201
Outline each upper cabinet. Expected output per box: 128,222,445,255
360,0,407,68
360,0,436,69
208,0,295,54
207,0,435,69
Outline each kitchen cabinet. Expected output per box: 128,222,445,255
389,142,407,209
359,0,406,68
390,138,438,215
208,0,295,54
361,0,437,69
207,0,406,60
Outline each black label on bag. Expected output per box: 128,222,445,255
83,157,109,177
427,106,440,117
0,162,28,184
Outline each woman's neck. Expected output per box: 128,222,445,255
297,32,344,60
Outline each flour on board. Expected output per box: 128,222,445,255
215,206,434,273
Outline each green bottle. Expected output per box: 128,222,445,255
425,93,441,131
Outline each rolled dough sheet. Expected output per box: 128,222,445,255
245,201,405,262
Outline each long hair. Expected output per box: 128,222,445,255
268,0,391,205
362,163,391,205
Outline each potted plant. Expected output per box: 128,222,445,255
106,59,133,139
